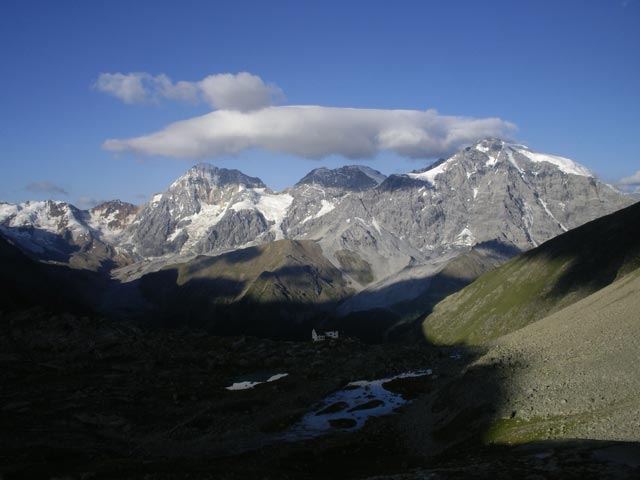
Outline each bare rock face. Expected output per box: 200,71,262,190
281,165,386,238
194,209,274,253
296,165,386,191
337,138,629,255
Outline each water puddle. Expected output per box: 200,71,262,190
283,369,432,439
225,372,289,391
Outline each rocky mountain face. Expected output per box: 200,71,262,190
1,138,633,329
123,163,287,258
282,165,386,239
0,199,137,270
88,200,139,239
328,138,625,258
286,138,632,322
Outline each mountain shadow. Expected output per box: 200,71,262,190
0,225,82,264
336,240,522,343
0,234,109,314
0,224,124,272
133,240,354,340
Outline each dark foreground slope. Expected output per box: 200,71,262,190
3,308,639,479
422,200,640,345
137,239,354,339
2,240,639,478
0,235,106,313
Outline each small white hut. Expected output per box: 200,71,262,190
311,329,339,342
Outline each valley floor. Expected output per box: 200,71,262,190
1,310,638,479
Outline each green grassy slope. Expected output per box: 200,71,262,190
422,201,640,345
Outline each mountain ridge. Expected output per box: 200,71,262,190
1,138,633,326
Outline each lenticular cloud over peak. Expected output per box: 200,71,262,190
103,105,516,161
97,70,516,161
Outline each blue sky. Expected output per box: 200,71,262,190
1,0,639,206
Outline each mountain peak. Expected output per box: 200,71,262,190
407,138,593,185
471,137,507,151
470,138,592,177
90,199,138,213
173,163,267,189
296,165,386,191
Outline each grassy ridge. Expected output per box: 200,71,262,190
422,201,640,345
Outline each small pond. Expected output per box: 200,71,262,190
283,369,432,440
225,372,289,391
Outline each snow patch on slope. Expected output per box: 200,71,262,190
454,227,475,246
178,203,228,246
86,209,136,243
316,199,335,218
226,373,289,391
232,189,294,240
538,198,568,232
505,148,524,175
407,156,457,185
510,145,592,177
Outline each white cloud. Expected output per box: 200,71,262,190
198,72,284,111
94,73,151,104
617,170,640,193
618,170,640,186
94,71,282,111
156,75,200,103
103,106,516,160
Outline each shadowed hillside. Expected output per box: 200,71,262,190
137,240,354,339
422,201,640,345
0,235,107,313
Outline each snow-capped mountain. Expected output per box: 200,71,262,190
0,199,136,269
1,139,633,289
343,137,619,255
123,163,294,257
275,138,629,299
87,200,139,242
